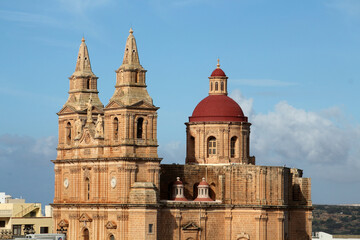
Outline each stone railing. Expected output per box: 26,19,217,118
0,229,13,239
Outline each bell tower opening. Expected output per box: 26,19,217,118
66,122,71,144
113,117,119,140
137,117,143,139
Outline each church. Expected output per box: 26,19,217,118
51,29,313,240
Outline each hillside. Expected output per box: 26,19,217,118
312,204,360,235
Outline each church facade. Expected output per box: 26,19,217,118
51,30,312,240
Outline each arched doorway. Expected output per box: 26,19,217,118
82,228,89,240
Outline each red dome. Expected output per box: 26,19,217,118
189,95,248,122
211,68,226,77
198,180,209,186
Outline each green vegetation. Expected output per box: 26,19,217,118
312,205,360,235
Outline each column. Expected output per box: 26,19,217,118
175,211,182,240
125,114,129,140
224,210,232,240
255,214,268,240
144,120,148,140
278,215,285,240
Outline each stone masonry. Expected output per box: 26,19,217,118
51,29,312,240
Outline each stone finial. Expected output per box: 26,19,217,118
177,177,180,181
217,58,220,68
129,28,134,34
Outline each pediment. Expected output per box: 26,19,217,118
128,100,157,110
58,105,77,115
105,221,117,229
79,213,92,222
105,100,124,109
182,222,201,231
91,105,104,114
58,219,69,227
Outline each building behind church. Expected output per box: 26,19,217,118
51,29,312,240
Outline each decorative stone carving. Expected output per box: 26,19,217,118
87,96,93,123
83,167,91,179
75,117,83,139
95,114,104,138
236,232,250,240
79,213,92,222
182,222,201,231
105,221,117,229
58,219,69,227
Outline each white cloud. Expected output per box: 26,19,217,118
32,136,58,158
159,141,185,164
0,134,56,204
231,89,360,184
229,89,254,117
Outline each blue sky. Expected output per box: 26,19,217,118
1,0,360,205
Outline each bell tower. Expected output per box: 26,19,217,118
104,28,159,159
56,37,104,154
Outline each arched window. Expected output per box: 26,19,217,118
210,82,213,91
113,117,118,140
83,228,89,240
85,178,90,200
208,137,216,156
221,82,224,91
109,234,115,240
209,182,216,200
87,79,90,89
137,118,143,139
230,136,237,158
66,122,71,144
215,82,218,91
134,72,138,83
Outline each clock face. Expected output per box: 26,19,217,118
64,178,69,189
111,177,117,188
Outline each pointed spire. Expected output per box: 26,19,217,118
120,28,142,69
74,37,95,76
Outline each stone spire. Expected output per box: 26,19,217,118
61,37,103,111
109,28,154,106
73,37,95,77
121,28,143,69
